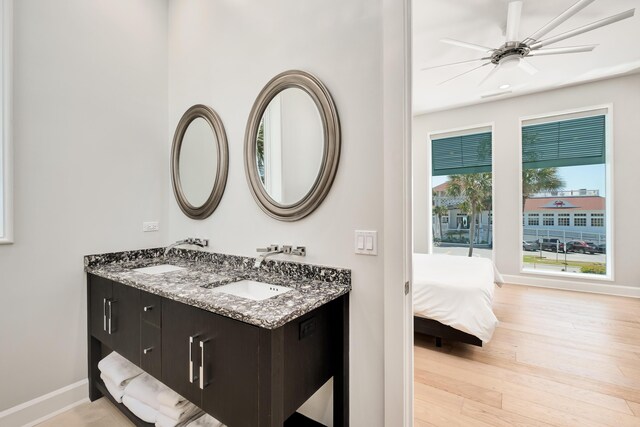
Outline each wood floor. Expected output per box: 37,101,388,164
36,398,133,427
414,284,640,427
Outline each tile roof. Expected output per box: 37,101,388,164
524,196,605,212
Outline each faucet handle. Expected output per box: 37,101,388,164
257,245,279,253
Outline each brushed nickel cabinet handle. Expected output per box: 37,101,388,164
143,347,153,355
143,305,153,312
199,340,210,390
188,335,199,383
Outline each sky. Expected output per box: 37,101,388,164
432,164,606,196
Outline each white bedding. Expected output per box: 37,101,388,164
413,254,502,343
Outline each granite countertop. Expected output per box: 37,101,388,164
84,248,351,329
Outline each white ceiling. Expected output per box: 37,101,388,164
413,0,640,114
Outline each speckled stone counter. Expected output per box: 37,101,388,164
84,248,351,329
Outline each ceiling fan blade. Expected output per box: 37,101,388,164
506,1,523,41
529,8,635,50
518,58,539,75
421,57,491,71
527,44,597,56
438,62,491,86
478,64,501,86
441,38,495,53
522,0,596,44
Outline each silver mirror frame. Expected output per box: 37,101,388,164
171,104,229,220
244,70,341,221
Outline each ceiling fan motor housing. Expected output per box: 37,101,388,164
491,42,531,65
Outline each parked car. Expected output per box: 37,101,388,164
584,241,598,253
541,238,565,252
596,243,606,254
523,240,539,251
566,240,596,254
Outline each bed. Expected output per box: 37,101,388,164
413,254,503,347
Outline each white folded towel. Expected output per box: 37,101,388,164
156,410,203,427
159,401,201,422
98,351,143,387
185,413,224,427
125,373,167,411
100,373,125,403
157,388,186,408
122,395,158,424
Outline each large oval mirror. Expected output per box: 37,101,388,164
245,70,340,221
171,105,228,219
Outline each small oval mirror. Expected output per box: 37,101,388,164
171,105,228,219
245,70,340,221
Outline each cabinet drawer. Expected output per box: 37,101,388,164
140,292,161,327
141,321,162,379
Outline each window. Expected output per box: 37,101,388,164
558,213,570,226
0,0,12,244
441,216,449,224
591,213,604,227
521,108,609,277
574,213,587,227
430,126,493,259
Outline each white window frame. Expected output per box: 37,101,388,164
518,105,614,281
426,122,495,260
0,0,13,244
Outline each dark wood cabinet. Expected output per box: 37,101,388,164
88,275,140,365
87,273,349,427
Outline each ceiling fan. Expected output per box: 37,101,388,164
423,0,636,86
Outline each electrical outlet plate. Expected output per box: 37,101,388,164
143,221,159,232
354,230,378,255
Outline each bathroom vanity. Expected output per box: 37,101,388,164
85,248,350,427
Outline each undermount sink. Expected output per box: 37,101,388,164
210,280,293,301
133,264,186,275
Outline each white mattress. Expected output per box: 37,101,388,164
413,254,502,343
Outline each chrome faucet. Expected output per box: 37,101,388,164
254,244,306,268
254,245,282,268
165,237,209,256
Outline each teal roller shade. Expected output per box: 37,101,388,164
522,115,605,169
432,131,492,176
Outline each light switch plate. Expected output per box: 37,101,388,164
355,230,378,255
143,221,159,232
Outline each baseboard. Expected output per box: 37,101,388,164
0,379,88,427
502,274,640,298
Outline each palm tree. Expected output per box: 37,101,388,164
433,205,448,241
522,168,565,211
447,173,492,257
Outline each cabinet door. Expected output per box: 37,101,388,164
88,274,113,347
111,281,141,366
199,311,260,427
161,298,203,405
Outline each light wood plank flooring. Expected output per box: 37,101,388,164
415,284,640,427
36,398,133,427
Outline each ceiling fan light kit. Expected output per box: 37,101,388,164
423,0,636,86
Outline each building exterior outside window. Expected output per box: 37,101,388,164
528,213,539,226
543,213,554,226
574,213,587,227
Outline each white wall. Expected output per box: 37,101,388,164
413,73,640,289
0,0,168,413
167,1,385,425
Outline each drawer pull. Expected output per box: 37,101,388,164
107,300,115,335
143,347,153,355
143,305,154,312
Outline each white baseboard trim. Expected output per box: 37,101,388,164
502,274,640,298
0,379,88,427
